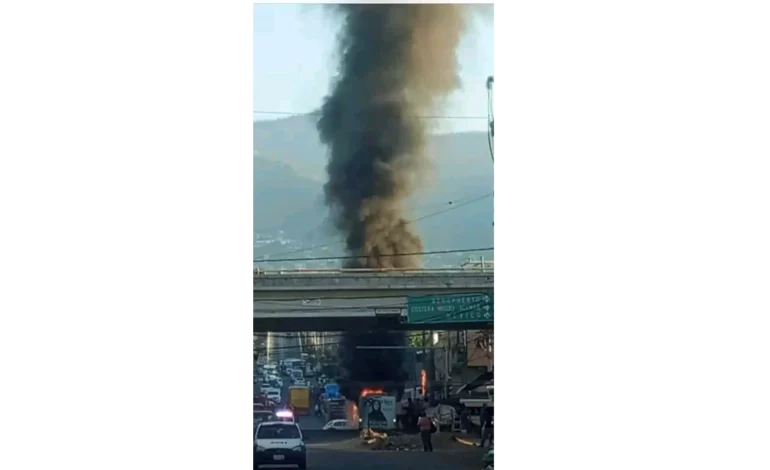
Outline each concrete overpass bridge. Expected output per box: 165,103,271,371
253,267,494,300
254,268,494,332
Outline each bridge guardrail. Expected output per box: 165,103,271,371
254,267,494,276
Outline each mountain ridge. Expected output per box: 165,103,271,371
253,116,493,260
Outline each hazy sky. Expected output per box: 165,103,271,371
253,4,494,134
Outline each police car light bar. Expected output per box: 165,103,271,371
275,410,293,418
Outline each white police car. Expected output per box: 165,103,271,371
254,421,307,469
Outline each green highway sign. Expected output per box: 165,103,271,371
406,293,494,324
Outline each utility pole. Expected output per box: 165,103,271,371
445,332,452,399
486,76,494,162
482,74,497,232
428,330,436,399
482,73,497,390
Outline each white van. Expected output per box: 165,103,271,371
254,421,307,469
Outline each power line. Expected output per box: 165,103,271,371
414,194,485,212
258,192,490,258
411,192,493,224
253,110,487,120
254,192,493,261
253,320,492,339
257,341,342,351
254,246,493,264
255,333,338,339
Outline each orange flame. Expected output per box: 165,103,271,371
361,388,384,397
346,401,360,428
420,370,427,396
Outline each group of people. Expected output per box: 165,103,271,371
395,397,429,432
392,397,438,452
457,404,494,448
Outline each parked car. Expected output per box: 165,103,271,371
265,389,281,404
254,410,274,427
323,419,355,431
268,375,283,388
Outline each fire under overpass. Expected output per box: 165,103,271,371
254,268,494,332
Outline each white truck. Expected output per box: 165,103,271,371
459,386,493,429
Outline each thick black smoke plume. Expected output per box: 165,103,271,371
318,5,467,400
337,331,407,401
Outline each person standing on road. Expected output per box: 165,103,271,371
479,406,494,448
405,398,415,431
417,411,434,452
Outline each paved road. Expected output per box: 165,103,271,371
303,449,486,470
254,429,486,470
299,432,486,470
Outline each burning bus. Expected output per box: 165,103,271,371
357,388,397,431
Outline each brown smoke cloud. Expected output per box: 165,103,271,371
318,4,467,269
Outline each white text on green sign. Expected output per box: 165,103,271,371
408,294,493,323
